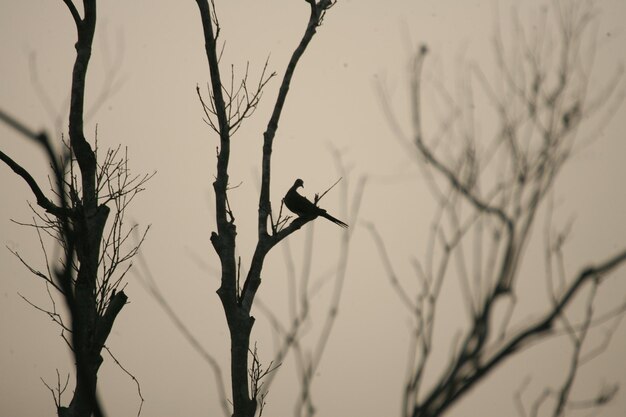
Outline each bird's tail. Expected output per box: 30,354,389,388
321,212,348,228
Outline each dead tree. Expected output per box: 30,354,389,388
193,1,338,416
0,1,149,416
375,2,626,417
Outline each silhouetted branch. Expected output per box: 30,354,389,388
0,112,70,217
62,0,81,26
248,343,280,416
103,346,144,417
42,370,71,412
257,0,336,239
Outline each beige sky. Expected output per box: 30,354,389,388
1,1,626,416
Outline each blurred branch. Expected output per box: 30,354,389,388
376,2,626,416
135,250,230,417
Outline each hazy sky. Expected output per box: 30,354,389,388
1,1,626,416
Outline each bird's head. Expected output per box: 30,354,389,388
294,178,304,189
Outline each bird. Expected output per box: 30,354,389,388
284,179,348,228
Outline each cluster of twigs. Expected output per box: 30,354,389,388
197,60,275,136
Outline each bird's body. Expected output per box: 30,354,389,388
284,179,348,228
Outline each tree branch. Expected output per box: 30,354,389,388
0,149,69,217
62,0,82,27
241,0,335,313
258,0,335,238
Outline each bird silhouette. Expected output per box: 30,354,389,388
284,179,348,228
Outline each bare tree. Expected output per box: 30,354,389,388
192,1,342,416
0,1,150,416
375,2,626,416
